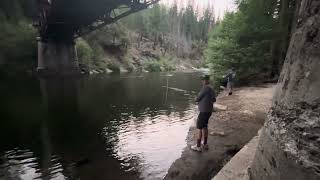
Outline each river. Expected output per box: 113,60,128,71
0,72,202,180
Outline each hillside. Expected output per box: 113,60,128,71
77,32,205,74
0,1,212,75
76,3,214,74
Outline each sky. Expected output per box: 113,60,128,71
160,0,236,18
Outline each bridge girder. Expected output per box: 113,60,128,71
35,0,159,76
37,0,159,41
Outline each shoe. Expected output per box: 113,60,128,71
191,145,202,152
202,144,209,151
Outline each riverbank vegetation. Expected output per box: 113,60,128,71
0,0,37,72
77,2,215,73
206,0,297,85
0,0,214,74
0,0,297,81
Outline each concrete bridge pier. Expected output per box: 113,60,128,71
37,37,80,76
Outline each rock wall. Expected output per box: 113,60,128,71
250,0,320,179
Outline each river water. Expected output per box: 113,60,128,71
0,72,202,180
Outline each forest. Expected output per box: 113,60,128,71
76,1,215,73
0,0,297,84
206,0,297,84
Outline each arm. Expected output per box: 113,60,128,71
196,87,207,102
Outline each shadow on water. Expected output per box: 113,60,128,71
0,72,201,180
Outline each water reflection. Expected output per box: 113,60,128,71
0,148,65,180
111,110,195,179
0,72,200,180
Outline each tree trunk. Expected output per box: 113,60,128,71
138,33,142,48
153,33,157,50
112,32,116,45
250,0,320,180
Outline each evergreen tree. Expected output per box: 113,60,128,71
205,0,296,85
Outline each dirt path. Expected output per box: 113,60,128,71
164,84,275,180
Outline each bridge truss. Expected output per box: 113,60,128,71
37,0,159,41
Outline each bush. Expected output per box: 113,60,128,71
0,21,37,68
143,56,176,72
145,60,162,72
76,38,93,65
85,23,130,48
107,63,120,73
159,56,176,71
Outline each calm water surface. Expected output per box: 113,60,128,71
0,72,201,180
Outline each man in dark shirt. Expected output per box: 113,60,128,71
191,75,216,152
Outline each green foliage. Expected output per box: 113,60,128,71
86,23,130,47
122,2,214,57
0,0,24,22
0,0,214,73
143,56,176,72
79,3,214,72
107,63,121,73
91,43,105,62
0,0,37,71
0,21,37,66
207,12,268,82
145,60,162,72
76,38,93,65
81,22,131,71
160,56,176,71
206,0,295,85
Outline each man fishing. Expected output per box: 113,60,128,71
191,75,216,152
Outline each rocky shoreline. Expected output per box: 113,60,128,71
164,85,274,180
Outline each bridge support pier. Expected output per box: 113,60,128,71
37,38,80,76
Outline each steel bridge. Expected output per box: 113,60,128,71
35,0,159,75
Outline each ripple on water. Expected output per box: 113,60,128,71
1,72,203,180
0,148,66,180
102,107,196,179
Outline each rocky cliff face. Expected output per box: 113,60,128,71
250,0,320,179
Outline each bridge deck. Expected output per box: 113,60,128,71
38,0,158,40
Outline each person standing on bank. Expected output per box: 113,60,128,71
191,75,216,152
224,67,236,95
